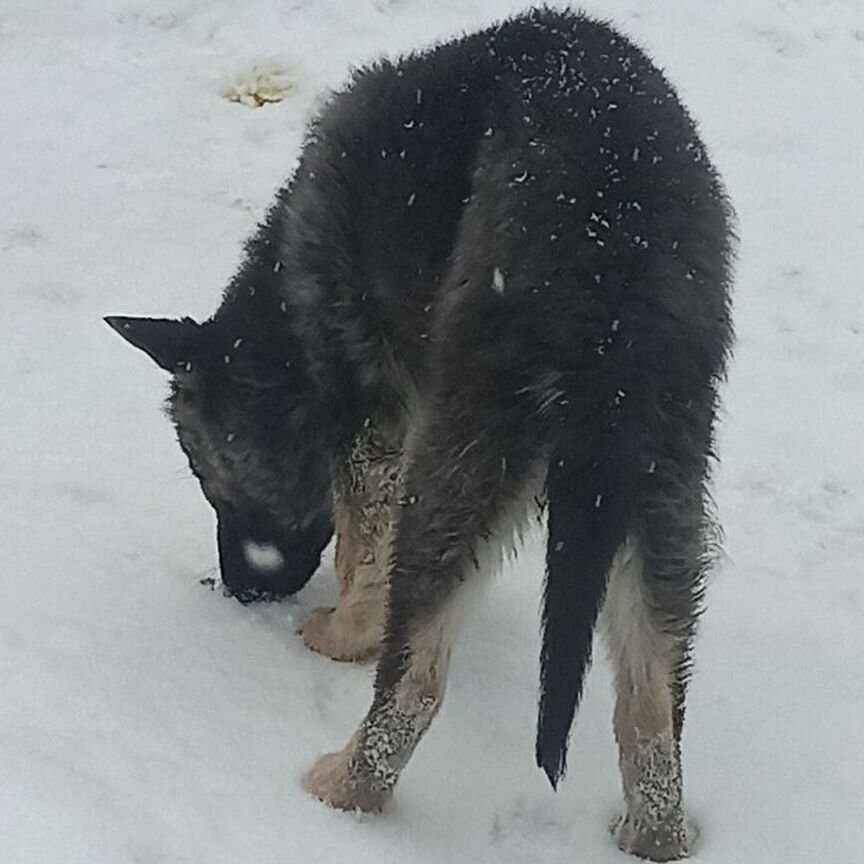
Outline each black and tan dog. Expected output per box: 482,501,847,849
107,9,733,860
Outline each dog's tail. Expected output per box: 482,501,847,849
536,432,633,788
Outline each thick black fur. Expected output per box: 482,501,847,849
107,7,733,792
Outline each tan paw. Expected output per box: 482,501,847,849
613,813,696,861
300,606,381,662
302,748,389,813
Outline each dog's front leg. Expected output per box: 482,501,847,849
302,597,455,811
303,382,546,810
301,477,464,810
302,424,401,662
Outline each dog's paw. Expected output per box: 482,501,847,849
302,748,389,813
300,607,381,662
612,813,696,861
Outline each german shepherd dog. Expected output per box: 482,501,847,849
107,8,733,860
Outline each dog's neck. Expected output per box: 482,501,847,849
211,247,389,464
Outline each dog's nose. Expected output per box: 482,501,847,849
215,507,332,603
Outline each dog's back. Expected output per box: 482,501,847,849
260,10,731,402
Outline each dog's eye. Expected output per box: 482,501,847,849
225,353,304,394
229,371,287,390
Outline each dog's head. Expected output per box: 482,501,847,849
105,315,333,601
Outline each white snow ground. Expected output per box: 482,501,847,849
1,1,863,862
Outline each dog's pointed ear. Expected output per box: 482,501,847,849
104,316,201,372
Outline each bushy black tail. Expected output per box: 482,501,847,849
536,440,632,788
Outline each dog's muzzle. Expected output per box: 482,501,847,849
215,506,332,603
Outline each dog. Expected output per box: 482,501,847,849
106,8,734,860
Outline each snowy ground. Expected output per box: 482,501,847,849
2,1,863,862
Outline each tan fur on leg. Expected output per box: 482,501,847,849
300,515,388,660
301,423,400,661
601,541,691,862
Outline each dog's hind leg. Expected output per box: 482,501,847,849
302,423,401,662
601,472,710,862
303,386,546,810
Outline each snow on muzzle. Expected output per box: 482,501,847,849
215,505,332,603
